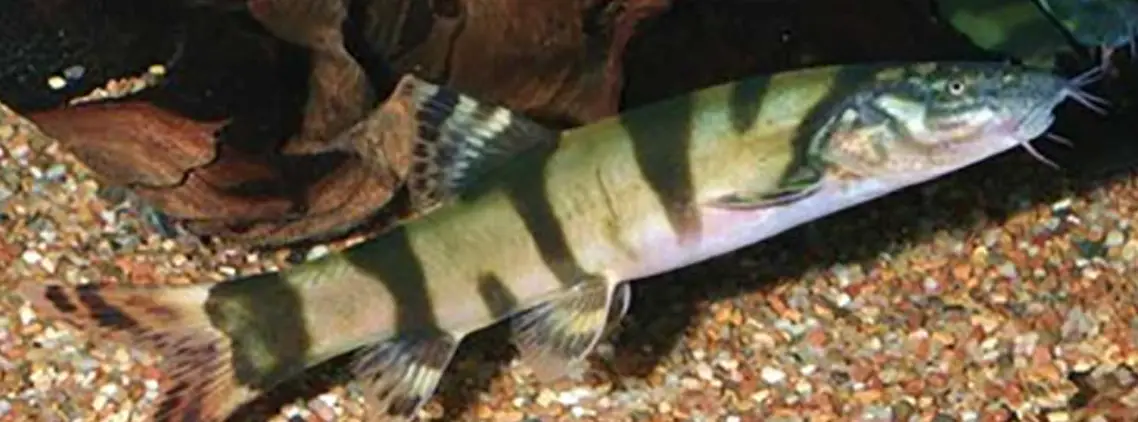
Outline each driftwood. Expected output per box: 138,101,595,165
3,0,671,247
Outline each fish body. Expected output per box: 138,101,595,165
17,61,1099,421
1037,0,1138,62
938,0,1077,69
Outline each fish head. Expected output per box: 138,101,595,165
819,62,1103,181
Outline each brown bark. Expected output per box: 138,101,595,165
9,0,673,247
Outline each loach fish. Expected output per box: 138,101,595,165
1036,0,1138,65
16,61,1107,421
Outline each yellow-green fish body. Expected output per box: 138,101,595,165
18,61,1100,421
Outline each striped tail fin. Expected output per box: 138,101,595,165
16,281,259,422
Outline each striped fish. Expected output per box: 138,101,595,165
16,61,1105,421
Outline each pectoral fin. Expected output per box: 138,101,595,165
709,182,822,209
708,167,823,210
511,277,628,381
349,333,460,421
396,76,561,212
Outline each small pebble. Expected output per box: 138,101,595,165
21,249,42,265
63,65,86,80
17,305,35,325
1104,230,1125,247
307,245,330,261
47,76,67,90
760,367,786,384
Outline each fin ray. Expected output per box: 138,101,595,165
16,281,258,422
397,76,560,211
511,276,626,381
349,332,460,420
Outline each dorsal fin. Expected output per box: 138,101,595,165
396,76,561,211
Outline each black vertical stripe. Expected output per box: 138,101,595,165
476,272,520,318
619,94,700,241
76,284,140,331
498,144,590,286
417,83,460,127
729,77,774,135
346,227,444,334
44,285,78,313
203,272,311,389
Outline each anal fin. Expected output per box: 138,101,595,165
511,276,629,382
349,332,460,421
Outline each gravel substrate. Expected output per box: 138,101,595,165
2,102,1138,422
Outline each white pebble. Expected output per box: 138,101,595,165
92,394,109,412
17,304,36,325
557,387,591,406
142,382,160,402
21,249,42,265
171,254,188,266
317,393,339,407
40,257,57,274
307,245,330,261
834,292,852,308
801,364,817,376
695,362,714,380
99,383,119,397
47,76,67,90
570,406,595,417
760,367,786,384
1051,198,1072,211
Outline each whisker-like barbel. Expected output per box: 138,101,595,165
1019,138,1063,169
1064,87,1111,115
1045,132,1075,147
1068,65,1106,86
1055,65,1112,115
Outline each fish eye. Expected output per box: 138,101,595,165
946,80,966,95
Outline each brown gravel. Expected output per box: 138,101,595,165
3,98,1138,422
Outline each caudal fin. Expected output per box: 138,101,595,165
16,281,259,422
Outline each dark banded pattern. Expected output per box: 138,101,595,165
344,226,443,333
401,75,559,211
619,97,703,244
16,62,1061,422
477,272,522,319
204,272,312,389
